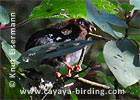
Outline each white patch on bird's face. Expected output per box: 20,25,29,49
48,34,53,37
56,37,62,41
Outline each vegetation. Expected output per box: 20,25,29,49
0,0,140,99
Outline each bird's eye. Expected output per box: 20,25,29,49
78,19,86,25
79,20,85,25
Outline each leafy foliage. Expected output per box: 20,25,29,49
0,0,140,99
0,5,10,25
121,3,134,12
18,40,95,69
70,92,78,100
29,0,119,20
97,71,115,88
4,75,30,99
86,0,117,38
1,41,21,65
92,0,119,14
103,40,140,88
99,10,128,28
130,0,140,10
29,0,86,19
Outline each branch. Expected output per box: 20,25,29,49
88,33,110,41
0,19,31,30
78,46,87,66
129,25,140,29
116,6,125,15
128,33,140,35
125,10,139,37
75,76,110,89
127,10,140,24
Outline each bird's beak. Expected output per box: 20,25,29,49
88,25,103,38
89,25,96,32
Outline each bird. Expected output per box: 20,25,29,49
25,18,95,77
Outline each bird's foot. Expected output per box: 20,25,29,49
63,61,82,77
56,62,82,78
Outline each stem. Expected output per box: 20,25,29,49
0,19,31,30
125,10,139,37
78,46,87,66
88,33,110,41
75,76,110,89
129,25,140,29
125,28,129,38
116,6,125,15
128,33,140,35
127,10,139,24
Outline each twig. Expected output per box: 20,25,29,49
125,28,129,38
129,25,140,29
130,39,140,49
127,10,139,24
125,11,139,37
75,76,110,89
88,33,109,41
78,46,87,66
130,9,135,17
116,6,125,15
0,19,30,30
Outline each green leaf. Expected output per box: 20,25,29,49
1,41,21,65
99,10,128,28
86,0,117,38
0,5,10,25
92,0,119,14
97,51,105,63
4,76,30,99
121,3,134,12
29,0,86,19
70,92,78,100
64,79,75,84
130,0,140,10
103,39,140,88
18,40,96,69
107,0,121,6
113,31,124,38
124,82,140,97
98,71,115,88
79,64,89,77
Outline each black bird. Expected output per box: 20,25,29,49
25,18,94,74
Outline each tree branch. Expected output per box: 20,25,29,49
127,10,140,24
0,19,31,30
129,25,140,29
75,76,110,89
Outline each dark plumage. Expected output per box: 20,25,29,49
25,18,94,68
